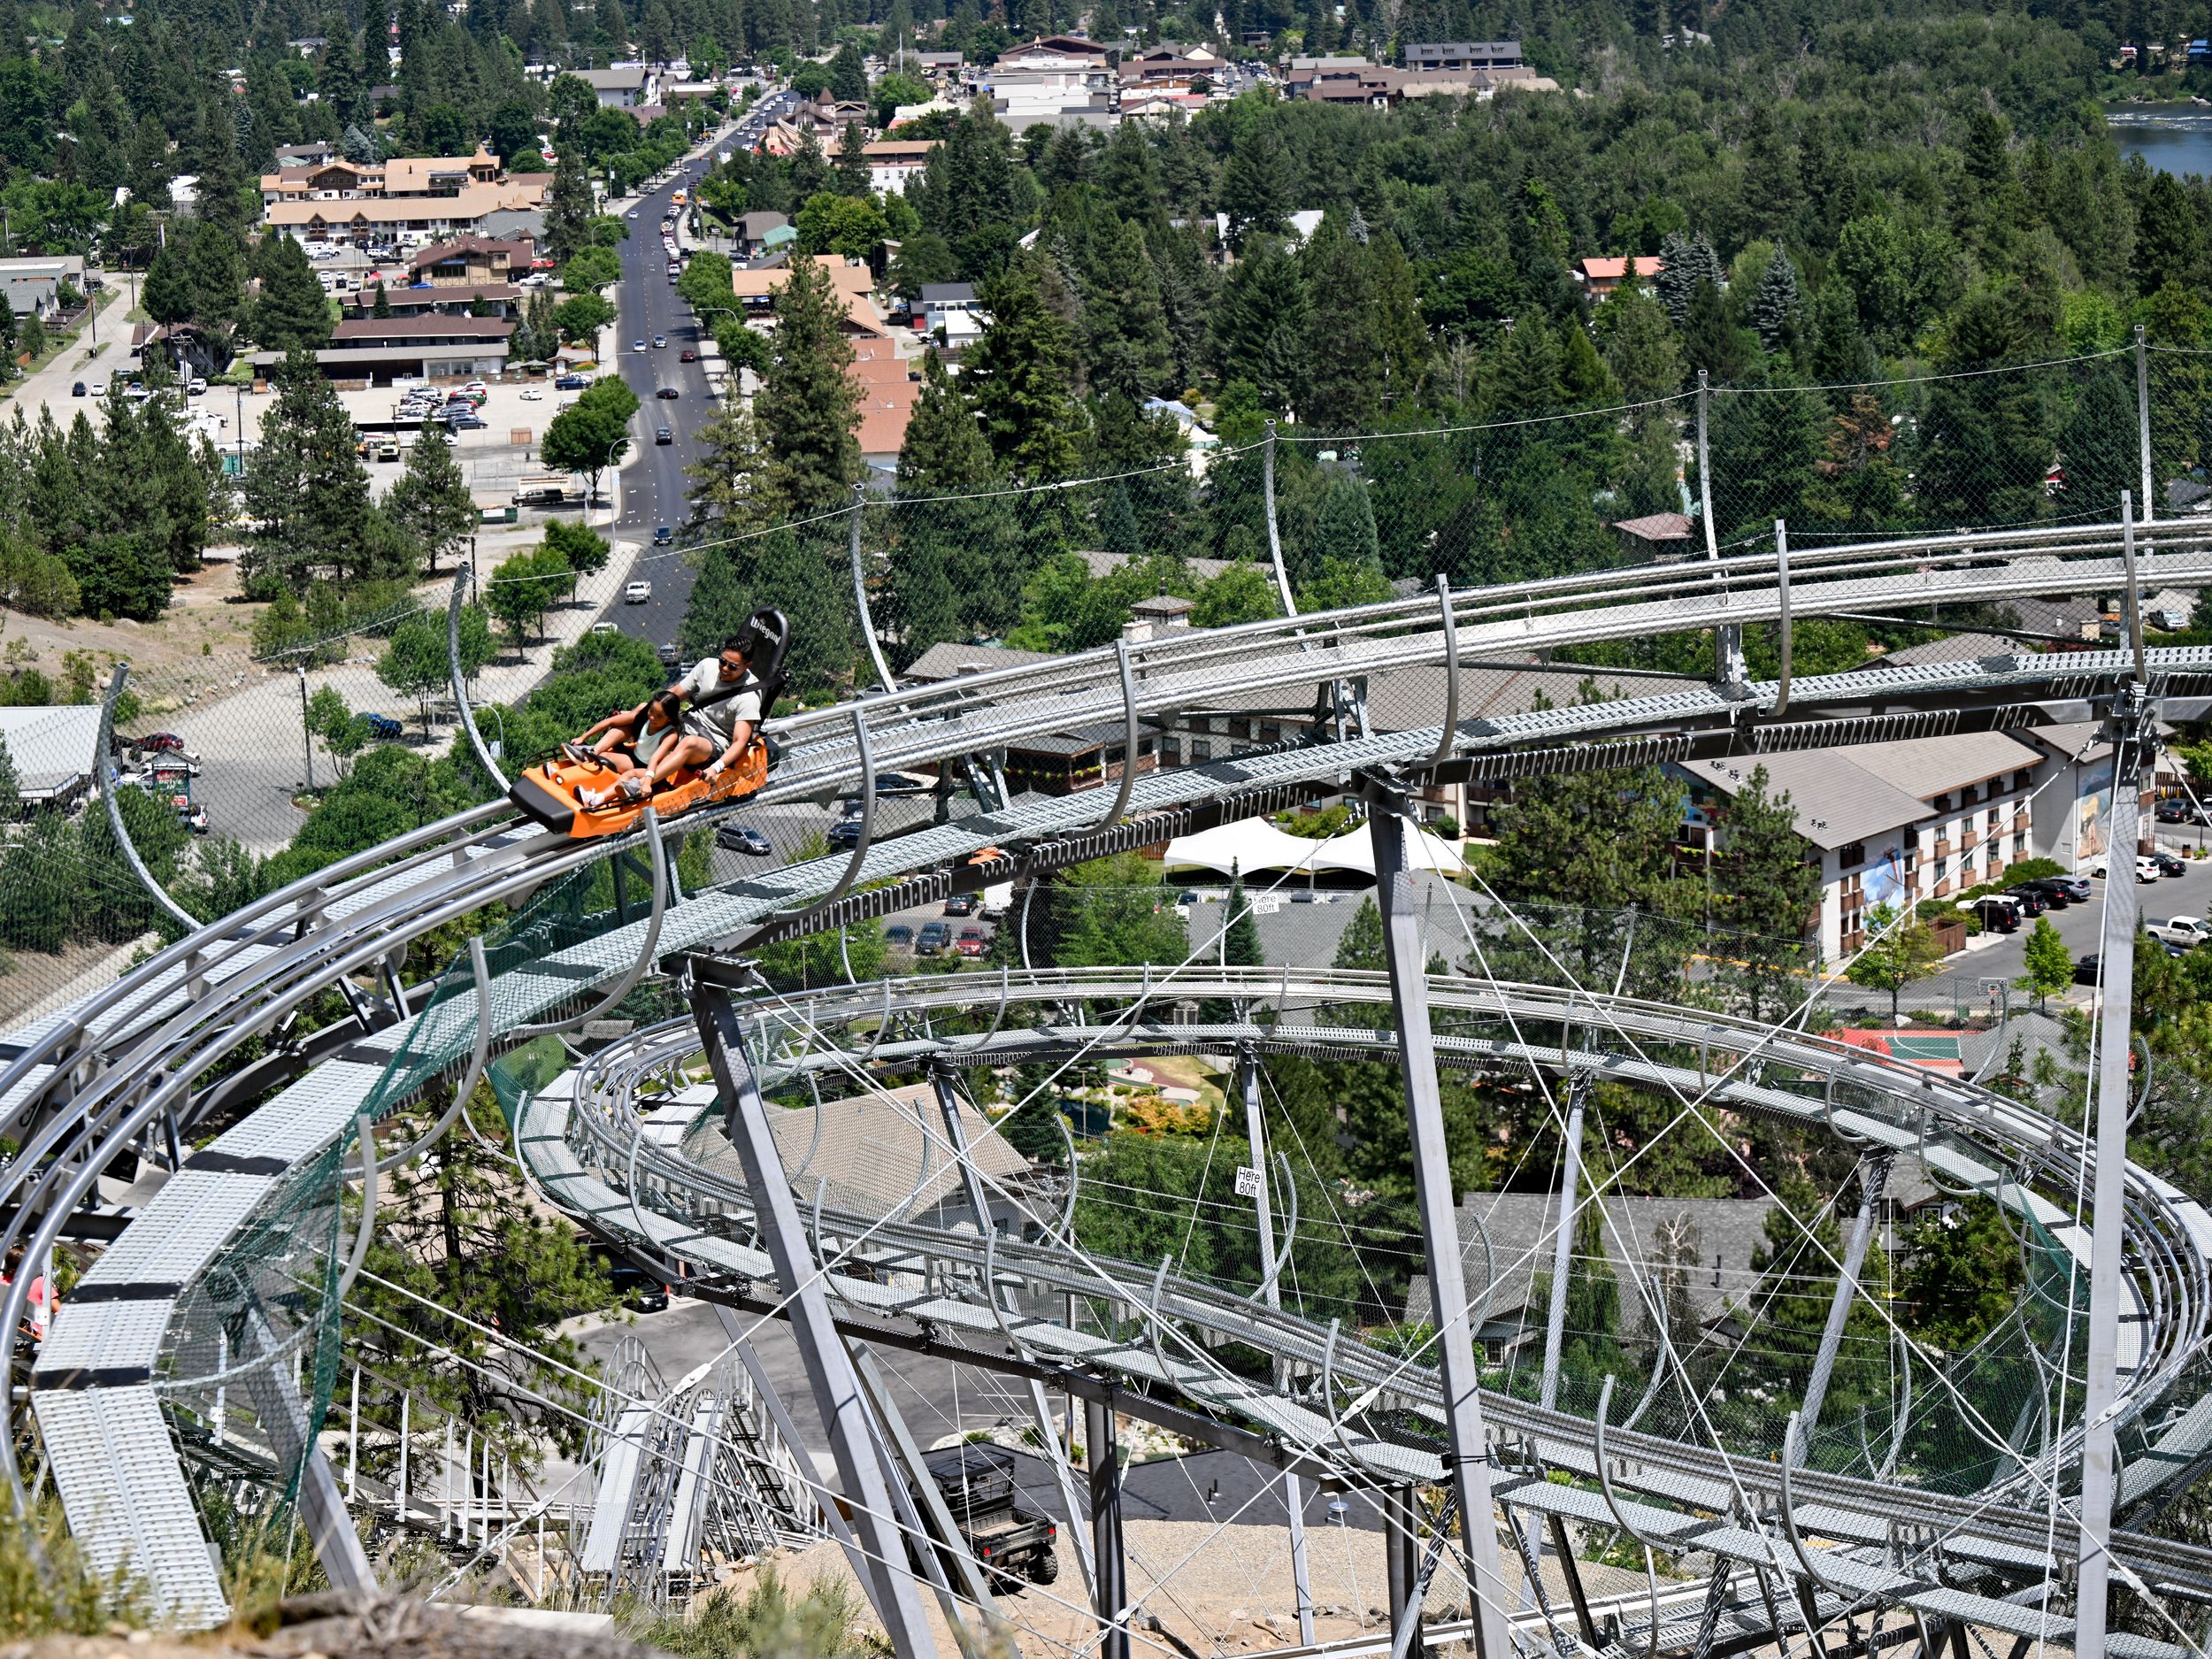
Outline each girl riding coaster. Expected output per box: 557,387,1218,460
508,607,790,838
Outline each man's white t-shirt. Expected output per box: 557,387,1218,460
678,657,762,749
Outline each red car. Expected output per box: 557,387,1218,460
956,928,987,957
679,349,698,362
142,733,186,752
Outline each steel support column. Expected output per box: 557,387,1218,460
2074,684,2151,1658
1238,1050,1315,1644
1525,1071,1588,1609
1087,1394,1129,1659
1366,791,1514,1659
693,980,938,1659
1798,1152,1893,1440
928,1067,1096,1601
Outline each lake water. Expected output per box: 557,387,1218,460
2108,105,2212,178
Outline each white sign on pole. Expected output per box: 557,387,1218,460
1234,1165,1263,1198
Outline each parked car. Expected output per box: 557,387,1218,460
587,620,618,636
1958,895,2022,933
607,1262,667,1313
2075,952,2104,986
519,387,544,401
2148,915,2211,949
826,817,863,850
956,928,987,957
885,924,914,949
715,822,772,856
142,733,188,753
2149,848,2187,877
2038,874,2093,903
2018,878,2072,909
945,892,979,917
624,580,652,603
556,373,588,390
916,921,952,956
362,713,403,741
2157,799,2200,824
444,411,487,430
2090,853,2161,882
2006,886,2047,918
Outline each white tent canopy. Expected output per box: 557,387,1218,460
1160,816,1465,879
1159,818,1325,876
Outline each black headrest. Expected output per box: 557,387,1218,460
745,606,791,719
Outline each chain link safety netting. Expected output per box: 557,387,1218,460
39,342,2211,1586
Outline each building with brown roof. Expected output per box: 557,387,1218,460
409,235,537,285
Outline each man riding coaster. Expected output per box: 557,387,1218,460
579,626,766,810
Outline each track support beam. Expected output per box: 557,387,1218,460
1238,1050,1315,1644
1087,1394,1129,1659
693,980,939,1659
1363,786,1514,1659
1799,1152,1893,1440
2075,678,2153,1657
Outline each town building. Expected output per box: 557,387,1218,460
984,35,1115,127
575,65,658,107
242,314,515,382
1402,40,1524,69
0,257,86,319
733,211,790,258
265,185,548,251
1578,255,1666,299
258,146,512,211
408,235,536,286
917,281,986,346
862,139,937,194
1610,510,1697,562
1673,733,2047,960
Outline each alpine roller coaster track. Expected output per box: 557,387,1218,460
9,516,2212,1651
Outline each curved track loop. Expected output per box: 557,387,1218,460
15,519,2212,1635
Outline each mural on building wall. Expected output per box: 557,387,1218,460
1864,844,1910,910
2078,786,2114,864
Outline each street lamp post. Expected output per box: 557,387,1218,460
296,664,316,792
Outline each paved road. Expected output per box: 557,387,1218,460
603,152,724,660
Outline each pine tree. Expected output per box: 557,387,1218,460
1597,275,1682,407
1680,279,1749,383
544,136,594,264
755,257,860,516
888,353,1023,652
833,120,872,197
2059,366,2137,523
1207,239,1306,417
685,393,768,526
184,222,248,330
1715,764,1822,1022
141,244,194,326
1083,218,1173,403
385,419,477,571
1101,481,1142,558
1805,280,1875,385
1655,230,1723,326
254,234,335,351
1217,126,1289,251
829,40,865,102
1748,246,1804,362
1299,212,1376,432
1371,232,1427,410
968,250,1086,481
241,349,388,595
